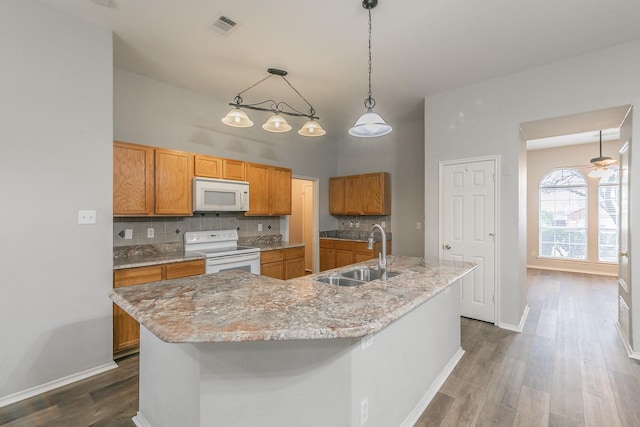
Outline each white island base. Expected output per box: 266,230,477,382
132,284,463,427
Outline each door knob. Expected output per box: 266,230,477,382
619,252,628,257
443,244,451,250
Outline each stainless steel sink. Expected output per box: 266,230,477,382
315,276,365,287
341,268,401,282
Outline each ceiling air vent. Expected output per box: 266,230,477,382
210,15,238,36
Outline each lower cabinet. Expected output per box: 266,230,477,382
261,246,306,280
319,239,392,272
113,259,205,356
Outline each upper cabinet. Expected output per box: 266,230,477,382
113,141,193,216
154,148,194,216
194,155,245,181
113,142,154,215
245,163,292,216
329,172,391,216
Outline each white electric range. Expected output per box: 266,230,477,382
184,230,260,275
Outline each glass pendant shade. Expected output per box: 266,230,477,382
588,167,614,179
221,108,253,127
262,114,292,132
298,119,326,137
349,111,392,137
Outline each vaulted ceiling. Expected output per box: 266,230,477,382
41,0,640,138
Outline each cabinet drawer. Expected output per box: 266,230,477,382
261,249,284,263
285,246,305,260
334,240,354,251
165,259,205,279
320,239,335,249
114,265,163,288
353,242,371,252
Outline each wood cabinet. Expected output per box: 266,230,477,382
319,240,336,272
245,163,292,216
113,259,205,355
194,155,246,181
260,246,306,280
113,142,154,215
260,249,285,280
319,238,392,272
114,142,194,216
328,172,391,216
155,148,194,215
284,246,306,279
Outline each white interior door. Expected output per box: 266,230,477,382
617,108,632,346
441,158,497,323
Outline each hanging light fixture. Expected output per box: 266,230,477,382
587,130,617,178
221,68,325,137
349,0,392,138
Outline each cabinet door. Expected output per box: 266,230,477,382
285,247,306,279
113,265,163,353
155,148,194,215
362,172,391,215
194,155,222,178
222,159,246,181
329,177,345,215
270,167,292,215
344,175,363,215
245,163,271,216
334,240,354,268
261,261,285,279
165,259,205,279
319,247,335,272
113,142,154,216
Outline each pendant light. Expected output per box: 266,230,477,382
221,68,325,137
349,0,392,138
588,130,617,178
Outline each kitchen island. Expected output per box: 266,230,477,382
110,256,476,427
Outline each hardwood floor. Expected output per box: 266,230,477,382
1,269,638,426
0,355,138,427
417,269,640,427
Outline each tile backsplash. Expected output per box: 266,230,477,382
113,213,281,247
335,215,391,233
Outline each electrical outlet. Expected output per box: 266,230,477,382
124,229,133,239
416,222,421,230
78,210,96,225
360,398,368,425
381,221,385,228
258,223,263,232
361,334,373,350
531,250,535,257
147,228,155,238
355,220,360,228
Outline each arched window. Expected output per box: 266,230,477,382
539,168,587,260
598,166,619,262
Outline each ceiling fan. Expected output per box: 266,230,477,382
576,130,618,179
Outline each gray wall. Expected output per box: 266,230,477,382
114,68,339,232
0,0,113,398
424,39,640,335
336,116,426,257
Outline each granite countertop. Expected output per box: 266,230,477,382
113,250,205,270
251,241,305,251
109,256,476,343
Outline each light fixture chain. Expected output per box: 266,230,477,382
281,76,315,116
236,74,274,98
367,7,373,103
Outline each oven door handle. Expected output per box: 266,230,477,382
207,253,260,265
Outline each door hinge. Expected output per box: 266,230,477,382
492,294,495,303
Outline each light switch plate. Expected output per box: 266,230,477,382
78,210,97,225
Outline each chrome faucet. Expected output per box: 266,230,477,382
368,224,387,280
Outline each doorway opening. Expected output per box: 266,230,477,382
290,177,319,274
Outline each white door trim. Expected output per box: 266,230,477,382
439,155,501,326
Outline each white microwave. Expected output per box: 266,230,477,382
193,177,250,212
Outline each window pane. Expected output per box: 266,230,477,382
539,168,587,261
598,182,618,263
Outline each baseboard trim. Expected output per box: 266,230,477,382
498,305,530,333
614,321,640,361
400,347,465,427
0,361,118,408
133,412,152,427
